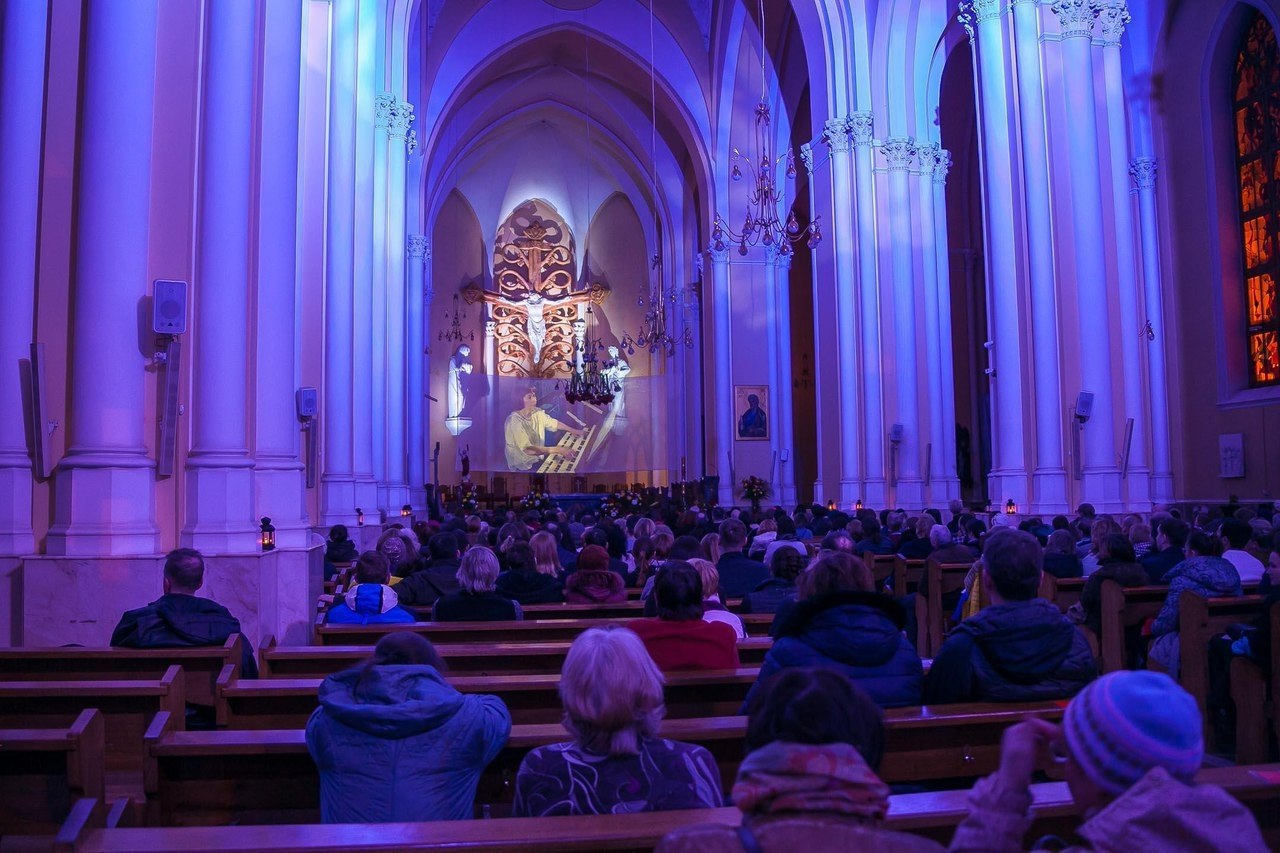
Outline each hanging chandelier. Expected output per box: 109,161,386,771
711,0,821,257
438,293,473,345
564,308,616,405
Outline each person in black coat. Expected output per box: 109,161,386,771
1042,530,1084,579
395,532,463,607
1140,517,1190,584
433,547,523,622
924,529,1095,705
741,548,807,614
324,524,359,581
495,542,564,605
715,518,769,599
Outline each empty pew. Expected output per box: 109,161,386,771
59,764,1280,851
0,636,244,708
0,666,185,773
1179,591,1265,743
892,556,926,598
259,636,774,678
316,615,774,645
216,667,763,728
0,709,105,837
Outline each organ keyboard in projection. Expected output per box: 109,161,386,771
538,425,597,474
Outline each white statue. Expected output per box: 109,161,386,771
492,290,575,364
446,344,473,420
571,318,587,374
601,345,631,415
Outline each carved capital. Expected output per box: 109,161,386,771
407,235,429,259
375,93,396,130
1129,157,1158,190
799,142,815,175
881,137,916,171
957,3,976,42
389,99,415,140
1052,0,1095,39
707,243,730,264
1096,0,1131,46
849,111,875,147
483,319,497,338
934,149,953,185
822,117,852,153
972,0,1001,21
916,142,940,175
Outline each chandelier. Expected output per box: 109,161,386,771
438,293,473,345
711,0,821,257
563,307,615,405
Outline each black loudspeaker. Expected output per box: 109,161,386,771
152,280,188,335
295,387,318,419
1074,391,1095,423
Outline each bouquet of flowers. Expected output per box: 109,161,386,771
517,490,557,513
739,475,771,505
458,484,480,515
601,489,644,519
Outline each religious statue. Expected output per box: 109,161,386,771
446,344,473,420
600,345,631,416
490,290,576,364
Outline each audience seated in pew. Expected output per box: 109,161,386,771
1041,530,1084,580
1139,517,1189,584
512,626,724,817
433,547,523,622
628,561,740,671
325,551,415,626
744,551,923,711
1221,518,1267,585
323,524,358,581
1149,530,1242,675
716,519,770,598
112,547,258,679
950,671,1268,852
658,668,941,852
1070,533,1148,636
495,542,564,605
739,547,805,615
564,544,627,604
924,529,1096,705
691,559,747,640
1209,539,1279,752
305,631,511,822
393,531,463,606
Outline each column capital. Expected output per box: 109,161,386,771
958,4,976,42
1096,0,1131,46
389,99,414,140
375,92,396,130
973,0,1002,21
881,137,917,171
707,243,731,263
407,234,429,259
934,148,953,185
799,141,815,175
822,117,852,153
849,111,875,147
1052,0,1096,39
1129,157,1158,189
916,141,940,176
484,319,497,338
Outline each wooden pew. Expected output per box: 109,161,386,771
892,556,926,598
1179,591,1265,743
140,701,1068,826
260,636,774,678
316,615,774,645
59,764,1280,851
1037,575,1086,613
0,636,245,708
0,709,105,837
868,554,896,589
407,601,647,621
1097,581,1167,673
915,560,974,657
1231,600,1279,764
0,665,185,773
216,666,763,728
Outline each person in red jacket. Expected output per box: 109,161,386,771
626,561,740,671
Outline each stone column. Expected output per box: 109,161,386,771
321,0,359,526
915,144,945,505
1130,157,1173,501
1012,0,1068,513
253,0,309,549
799,142,825,501
708,244,734,506
823,118,863,503
882,137,924,508
968,0,1028,509
383,99,413,510
0,0,47,555
850,112,887,508
183,0,260,553
771,249,797,506
407,236,428,507
932,150,962,501
1099,1,1149,507
351,0,377,514
1053,0,1121,510
370,93,393,507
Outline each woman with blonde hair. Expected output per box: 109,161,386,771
700,532,721,564
690,558,746,639
432,547,522,622
511,626,724,816
529,530,565,578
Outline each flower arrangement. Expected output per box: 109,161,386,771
739,475,771,505
517,490,557,513
458,484,480,515
601,489,644,519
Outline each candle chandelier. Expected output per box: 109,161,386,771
438,293,473,345
711,0,821,257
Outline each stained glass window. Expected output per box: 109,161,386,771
1235,13,1280,387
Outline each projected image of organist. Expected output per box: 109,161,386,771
503,386,585,471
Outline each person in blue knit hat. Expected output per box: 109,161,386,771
950,670,1266,851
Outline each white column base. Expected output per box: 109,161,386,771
354,478,379,518
812,479,825,505
384,484,411,513
862,478,888,511
320,476,358,527
927,477,962,507
987,469,1030,511
718,483,736,507
1080,468,1124,514
1123,468,1153,513
377,484,394,513
0,463,35,555
1150,473,1175,505
254,460,310,550
183,462,259,554
0,557,22,647
1030,468,1070,515
46,457,159,556
410,486,428,510
838,478,861,508
895,478,925,510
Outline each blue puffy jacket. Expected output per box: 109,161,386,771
305,664,511,822
325,583,415,625
743,591,924,709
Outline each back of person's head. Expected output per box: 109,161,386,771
560,627,665,756
497,522,528,548
744,668,885,771
370,631,444,669
1186,530,1224,558
355,550,391,585
966,518,987,540
688,558,720,598
820,532,854,554
582,528,610,550
505,542,536,572
600,521,628,559
862,517,882,539
652,530,675,558
1100,533,1136,564
719,518,748,551
928,524,953,549
377,529,415,571
457,546,500,593
575,544,611,575
528,531,562,576
1077,503,1097,519
797,551,871,598
1064,671,1201,797
1220,517,1252,550
769,547,807,583
1130,522,1152,545
913,515,932,539
776,515,796,536
700,532,721,563
633,517,657,541
1051,515,1070,531
329,524,349,543
1159,517,1190,549
981,529,1043,601
668,535,703,561
163,548,205,593
654,560,704,621
428,531,459,561
1046,529,1076,556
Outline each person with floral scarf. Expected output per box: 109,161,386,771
657,668,941,852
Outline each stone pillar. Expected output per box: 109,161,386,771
183,0,260,554
370,93,393,508
969,0,1028,509
915,144,946,505
383,99,413,510
1130,157,1174,501
0,0,47,555
882,137,923,508
1012,0,1068,513
850,112,887,508
799,142,825,501
823,118,863,503
407,236,428,506
1099,1,1149,508
1053,0,1122,510
708,244,734,506
932,150,962,501
48,0,161,556
321,0,359,527
351,0,377,514
254,0,309,549
771,249,797,506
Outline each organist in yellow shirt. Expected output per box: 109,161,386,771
504,387,585,471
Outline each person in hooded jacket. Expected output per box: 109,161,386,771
394,532,463,607
305,631,511,823
1148,531,1243,676
111,547,258,678
924,529,1096,705
325,551,415,625
564,544,627,603
742,551,923,710
495,541,564,605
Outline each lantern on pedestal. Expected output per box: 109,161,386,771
259,517,276,552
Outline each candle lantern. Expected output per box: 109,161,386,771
1005,498,1017,515
356,507,365,526
259,517,276,552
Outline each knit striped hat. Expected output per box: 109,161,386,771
1064,671,1203,794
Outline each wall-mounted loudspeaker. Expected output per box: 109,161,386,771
888,423,904,443
1074,391,1094,423
295,387,318,419
152,280,188,335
